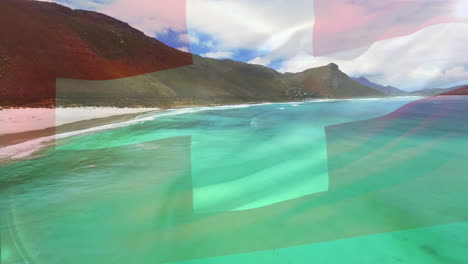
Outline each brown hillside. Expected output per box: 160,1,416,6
0,0,192,106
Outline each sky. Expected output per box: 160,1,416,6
37,0,468,91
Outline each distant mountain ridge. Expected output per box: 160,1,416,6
352,77,468,96
352,77,407,95
409,86,463,96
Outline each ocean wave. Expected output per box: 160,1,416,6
0,98,420,160
0,102,273,160
0,115,156,160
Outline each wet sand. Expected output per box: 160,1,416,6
0,110,157,148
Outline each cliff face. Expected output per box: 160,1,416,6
1,0,384,107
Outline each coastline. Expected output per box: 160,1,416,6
0,96,426,162
0,110,158,148
0,96,425,146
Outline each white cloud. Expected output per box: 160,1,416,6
178,33,201,46
201,51,234,59
248,57,271,66
185,0,468,90
178,33,190,44
202,40,214,48
455,0,468,18
445,66,468,79
177,47,190,52
35,0,76,8
38,0,117,10
187,0,314,60
36,0,187,37
279,23,468,90
188,33,199,45
101,0,187,38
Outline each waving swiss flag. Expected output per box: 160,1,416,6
313,0,468,57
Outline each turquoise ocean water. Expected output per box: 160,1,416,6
1,97,467,263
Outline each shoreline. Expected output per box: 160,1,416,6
0,110,162,163
0,110,158,148
0,107,159,135
0,96,428,162
0,96,426,147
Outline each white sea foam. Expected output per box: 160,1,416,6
0,98,421,160
0,107,159,135
0,114,156,159
55,107,158,126
0,102,273,160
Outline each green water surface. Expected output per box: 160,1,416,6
1,98,467,263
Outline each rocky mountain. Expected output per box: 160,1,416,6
286,64,384,99
0,0,192,106
1,0,384,107
352,77,407,95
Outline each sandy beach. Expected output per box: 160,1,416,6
0,107,158,135
0,108,158,161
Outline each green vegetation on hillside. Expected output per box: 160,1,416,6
57,57,385,107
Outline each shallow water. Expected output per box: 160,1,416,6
1,97,467,263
